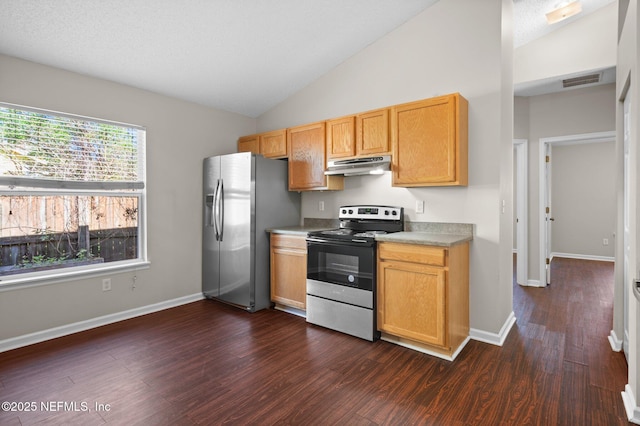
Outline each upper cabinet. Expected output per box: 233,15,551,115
237,134,260,154
326,116,355,159
260,129,287,159
237,93,467,189
326,108,390,160
288,122,344,191
391,93,468,187
356,108,390,156
237,129,287,158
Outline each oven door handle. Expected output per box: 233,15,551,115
306,237,375,247
306,237,336,244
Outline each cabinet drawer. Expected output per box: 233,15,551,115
378,242,446,266
271,234,307,251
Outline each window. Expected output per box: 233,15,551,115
0,103,146,284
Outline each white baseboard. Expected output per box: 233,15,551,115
519,279,543,287
551,252,614,262
380,312,515,360
622,384,640,424
0,293,205,353
470,311,516,346
608,329,623,352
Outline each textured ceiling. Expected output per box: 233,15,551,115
514,0,615,47
0,0,617,117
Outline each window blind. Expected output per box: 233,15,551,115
0,103,145,190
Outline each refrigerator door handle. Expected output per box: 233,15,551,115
214,179,222,240
218,179,224,241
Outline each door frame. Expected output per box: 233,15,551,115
622,90,631,359
538,131,616,287
513,139,528,285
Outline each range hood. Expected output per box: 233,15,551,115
325,155,391,176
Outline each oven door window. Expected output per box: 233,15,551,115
307,240,375,291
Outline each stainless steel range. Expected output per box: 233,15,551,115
306,205,404,341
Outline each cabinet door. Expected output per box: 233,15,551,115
378,260,447,347
326,116,355,159
356,108,389,156
260,129,287,159
270,247,307,310
391,94,467,187
237,134,260,154
287,122,343,191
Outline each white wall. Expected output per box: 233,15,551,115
514,96,530,139
514,2,617,85
514,84,616,282
259,0,514,337
0,54,257,341
551,141,616,259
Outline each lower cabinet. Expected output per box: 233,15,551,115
270,234,307,310
377,241,469,358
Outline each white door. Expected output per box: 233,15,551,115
514,140,528,285
544,143,553,285
623,94,631,360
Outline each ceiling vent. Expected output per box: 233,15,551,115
562,73,601,88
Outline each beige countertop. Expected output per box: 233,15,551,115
374,231,472,247
267,221,474,246
266,227,473,247
266,226,332,236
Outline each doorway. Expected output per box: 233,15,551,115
513,139,528,285
538,131,616,287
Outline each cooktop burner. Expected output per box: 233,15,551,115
319,229,353,236
353,230,388,238
307,205,404,243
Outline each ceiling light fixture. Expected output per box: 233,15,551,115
545,1,582,25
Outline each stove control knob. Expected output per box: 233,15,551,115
341,209,347,214
384,210,390,215
349,209,354,214
391,210,398,216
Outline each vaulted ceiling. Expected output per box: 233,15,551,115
0,0,616,117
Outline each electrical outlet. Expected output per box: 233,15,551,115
603,238,609,246
319,201,325,211
416,200,424,214
102,278,112,292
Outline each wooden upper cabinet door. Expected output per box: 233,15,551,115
287,122,343,191
326,116,356,159
237,134,260,154
260,129,287,159
391,93,468,187
356,108,390,156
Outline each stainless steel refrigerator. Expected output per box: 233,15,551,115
203,152,301,312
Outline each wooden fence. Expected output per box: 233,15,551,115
0,226,137,274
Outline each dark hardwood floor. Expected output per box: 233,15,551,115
0,257,629,425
